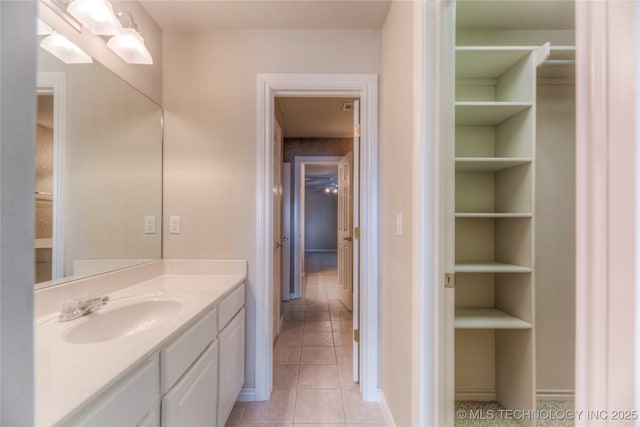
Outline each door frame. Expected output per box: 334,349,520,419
255,73,379,401
292,155,343,300
36,72,66,282
282,162,292,302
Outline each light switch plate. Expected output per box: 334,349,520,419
395,213,403,236
169,216,181,234
144,215,156,234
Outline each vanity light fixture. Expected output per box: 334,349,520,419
106,11,153,65
66,0,123,35
37,18,54,36
40,32,93,64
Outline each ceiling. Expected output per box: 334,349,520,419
277,97,357,138
138,0,392,30
456,0,574,30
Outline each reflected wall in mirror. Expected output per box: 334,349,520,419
35,21,163,288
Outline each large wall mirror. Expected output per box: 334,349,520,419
35,18,163,289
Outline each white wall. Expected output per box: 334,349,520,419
0,1,37,424
535,83,575,395
162,28,381,390
379,2,414,425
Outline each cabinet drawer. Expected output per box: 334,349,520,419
218,283,245,330
67,355,159,426
161,308,217,394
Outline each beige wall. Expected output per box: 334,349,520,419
379,2,414,425
536,83,575,393
39,0,163,104
162,28,381,389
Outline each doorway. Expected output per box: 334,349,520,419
255,74,379,402
35,72,66,285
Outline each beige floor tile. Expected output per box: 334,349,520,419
275,347,302,364
225,401,248,426
331,320,353,332
303,331,335,347
306,302,330,312
283,304,307,312
333,331,353,347
347,424,387,427
330,311,352,321
301,347,337,364
284,312,307,321
243,390,297,424
337,364,358,389
306,312,331,321
334,346,352,365
273,364,300,389
341,390,386,424
294,389,346,424
298,364,341,389
282,321,305,331
241,424,293,427
275,330,304,347
304,320,332,332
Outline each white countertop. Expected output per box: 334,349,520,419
35,268,245,426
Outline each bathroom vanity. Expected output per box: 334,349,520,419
34,260,246,426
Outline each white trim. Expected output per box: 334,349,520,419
36,72,66,280
455,388,497,401
379,391,397,427
256,73,379,402
575,0,639,419
536,390,575,401
293,155,342,299
413,1,453,426
237,388,257,402
282,162,291,302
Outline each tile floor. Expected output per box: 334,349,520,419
225,252,388,426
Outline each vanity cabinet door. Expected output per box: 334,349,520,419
162,340,219,427
217,308,245,427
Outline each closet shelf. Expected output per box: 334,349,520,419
455,213,532,218
456,157,532,172
35,238,53,249
455,103,532,125
455,47,536,79
455,261,531,273
455,307,532,329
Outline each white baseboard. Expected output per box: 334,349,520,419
456,388,575,402
455,388,497,401
536,390,575,401
378,390,396,427
237,388,257,402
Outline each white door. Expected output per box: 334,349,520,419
282,163,292,301
338,152,354,312
273,120,284,338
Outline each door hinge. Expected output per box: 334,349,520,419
353,329,360,342
445,273,455,289
354,123,361,138
354,227,360,239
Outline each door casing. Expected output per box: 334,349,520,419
255,73,379,401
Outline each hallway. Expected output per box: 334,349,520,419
225,252,387,426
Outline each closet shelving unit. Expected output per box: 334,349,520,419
454,43,549,423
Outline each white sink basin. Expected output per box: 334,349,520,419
64,296,185,344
